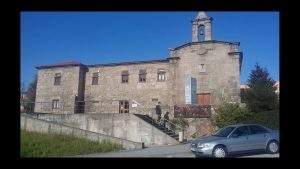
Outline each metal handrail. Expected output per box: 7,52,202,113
161,117,182,132
190,129,211,139
190,129,201,138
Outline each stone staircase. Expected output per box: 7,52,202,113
134,114,179,141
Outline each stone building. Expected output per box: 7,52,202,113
34,12,243,120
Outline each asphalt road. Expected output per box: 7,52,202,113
74,143,279,158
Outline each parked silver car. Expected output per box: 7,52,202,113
190,124,279,158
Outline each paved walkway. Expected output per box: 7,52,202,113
73,143,279,158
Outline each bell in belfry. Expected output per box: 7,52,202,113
199,26,204,35
199,28,204,35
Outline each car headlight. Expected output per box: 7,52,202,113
197,143,210,149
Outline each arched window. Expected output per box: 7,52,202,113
198,25,205,42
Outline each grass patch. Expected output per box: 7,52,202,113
20,130,124,157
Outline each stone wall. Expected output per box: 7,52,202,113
34,42,241,118
170,41,241,106
184,118,216,140
84,61,172,117
21,114,143,150
35,66,85,114
29,113,178,147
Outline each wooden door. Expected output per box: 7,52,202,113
197,93,211,105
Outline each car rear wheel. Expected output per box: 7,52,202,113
212,145,227,158
267,140,279,154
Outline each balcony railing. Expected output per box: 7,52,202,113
174,104,211,118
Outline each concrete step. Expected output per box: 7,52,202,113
171,134,179,138
134,114,179,140
163,129,173,133
165,131,175,135
166,132,176,136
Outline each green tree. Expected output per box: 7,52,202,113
23,75,37,113
244,63,278,112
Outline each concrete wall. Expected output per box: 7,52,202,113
30,113,178,146
84,61,172,116
21,114,143,150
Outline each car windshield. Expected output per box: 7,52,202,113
213,126,236,137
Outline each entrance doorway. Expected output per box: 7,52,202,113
197,93,211,105
119,100,129,113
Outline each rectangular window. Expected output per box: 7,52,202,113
54,73,61,85
232,126,250,137
121,70,129,83
249,125,269,134
119,100,129,113
52,99,59,109
139,69,147,82
157,69,166,82
92,73,99,85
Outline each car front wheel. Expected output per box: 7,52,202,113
212,145,227,158
267,140,279,154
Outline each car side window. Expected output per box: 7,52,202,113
232,126,249,137
249,125,269,134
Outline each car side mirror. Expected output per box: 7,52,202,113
231,133,239,138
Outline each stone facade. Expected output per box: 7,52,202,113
192,12,212,42
34,12,243,120
35,65,86,114
84,60,172,117
170,41,242,107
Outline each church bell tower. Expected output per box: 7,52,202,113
192,12,213,42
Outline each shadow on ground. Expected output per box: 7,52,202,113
195,150,278,158
229,150,269,157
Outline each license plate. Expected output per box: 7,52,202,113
191,148,196,151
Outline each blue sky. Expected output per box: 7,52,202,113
21,12,279,88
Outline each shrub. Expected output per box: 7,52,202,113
212,103,252,128
171,118,189,131
212,103,279,130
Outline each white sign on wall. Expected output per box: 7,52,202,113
199,64,206,73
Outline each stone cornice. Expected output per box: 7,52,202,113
173,40,240,51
